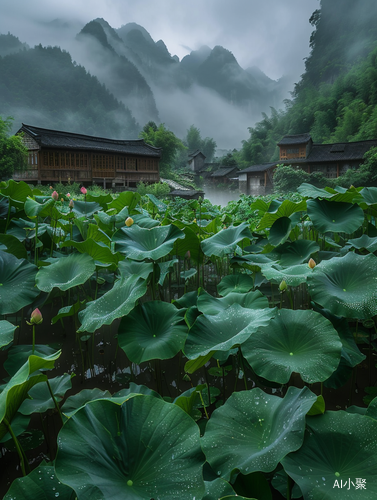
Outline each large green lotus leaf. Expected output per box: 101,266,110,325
55,397,205,500
312,305,365,369
19,374,74,415
173,225,202,262
307,198,365,234
86,192,113,208
217,274,254,296
202,386,316,479
24,196,56,217
359,186,377,206
201,223,252,258
231,254,275,273
0,320,17,349
282,411,377,499
347,234,377,253
3,461,75,500
61,238,124,265
131,212,161,228
159,258,178,285
242,309,342,384
51,300,86,325
307,252,377,319
0,351,61,440
1,179,33,209
4,345,60,377
0,250,39,315
261,263,313,286
36,253,96,292
61,388,112,418
197,290,269,315
184,303,276,359
268,216,292,246
118,259,153,280
71,200,102,217
118,301,188,363
268,239,320,266
0,233,28,259
297,183,338,199
107,190,141,212
258,200,307,231
113,224,185,260
78,276,147,333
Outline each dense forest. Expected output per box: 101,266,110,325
239,0,377,167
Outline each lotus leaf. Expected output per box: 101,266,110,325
0,351,61,440
242,309,342,384
307,252,377,319
24,196,55,218
203,478,235,499
0,250,39,315
71,200,102,217
268,239,320,266
0,233,28,259
201,386,316,479
61,238,124,265
261,263,313,286
118,301,188,363
217,274,254,296
113,224,185,260
118,259,153,280
19,374,74,415
201,222,253,257
282,411,377,499
197,289,269,315
268,216,292,246
55,397,205,499
36,253,96,292
0,320,17,349
347,234,377,253
184,303,276,359
107,190,141,212
307,198,365,234
258,200,307,230
3,461,75,500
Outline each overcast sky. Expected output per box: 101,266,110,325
1,0,319,81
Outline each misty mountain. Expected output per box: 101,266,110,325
0,18,291,148
0,42,138,138
0,33,29,57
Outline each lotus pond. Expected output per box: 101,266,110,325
1,180,377,499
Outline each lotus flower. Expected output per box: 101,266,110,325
81,186,87,195
30,308,43,325
51,191,59,201
69,199,74,209
308,258,316,269
125,217,134,227
67,193,71,197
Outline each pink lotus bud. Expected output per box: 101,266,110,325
51,191,59,201
81,186,87,195
69,199,74,209
308,258,316,269
49,186,53,189
67,193,71,197
125,217,134,227
30,308,43,325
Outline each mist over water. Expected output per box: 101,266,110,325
202,183,241,207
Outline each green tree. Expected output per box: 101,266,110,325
185,125,217,163
0,116,28,180
140,122,186,176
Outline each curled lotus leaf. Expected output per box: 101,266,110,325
201,223,253,258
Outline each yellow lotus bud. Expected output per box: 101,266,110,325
279,280,287,292
308,258,316,269
125,217,134,227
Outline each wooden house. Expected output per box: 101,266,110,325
14,124,161,189
210,166,239,184
239,133,377,195
187,150,206,173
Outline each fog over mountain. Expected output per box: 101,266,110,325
0,0,319,149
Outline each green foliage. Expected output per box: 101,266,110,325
273,165,310,194
0,117,27,180
140,122,186,175
136,181,170,198
186,125,217,163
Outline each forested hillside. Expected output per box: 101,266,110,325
0,42,138,138
240,0,377,166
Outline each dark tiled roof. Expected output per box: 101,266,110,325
19,124,162,157
307,140,377,163
188,149,206,158
277,133,312,146
210,166,238,177
240,163,277,173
